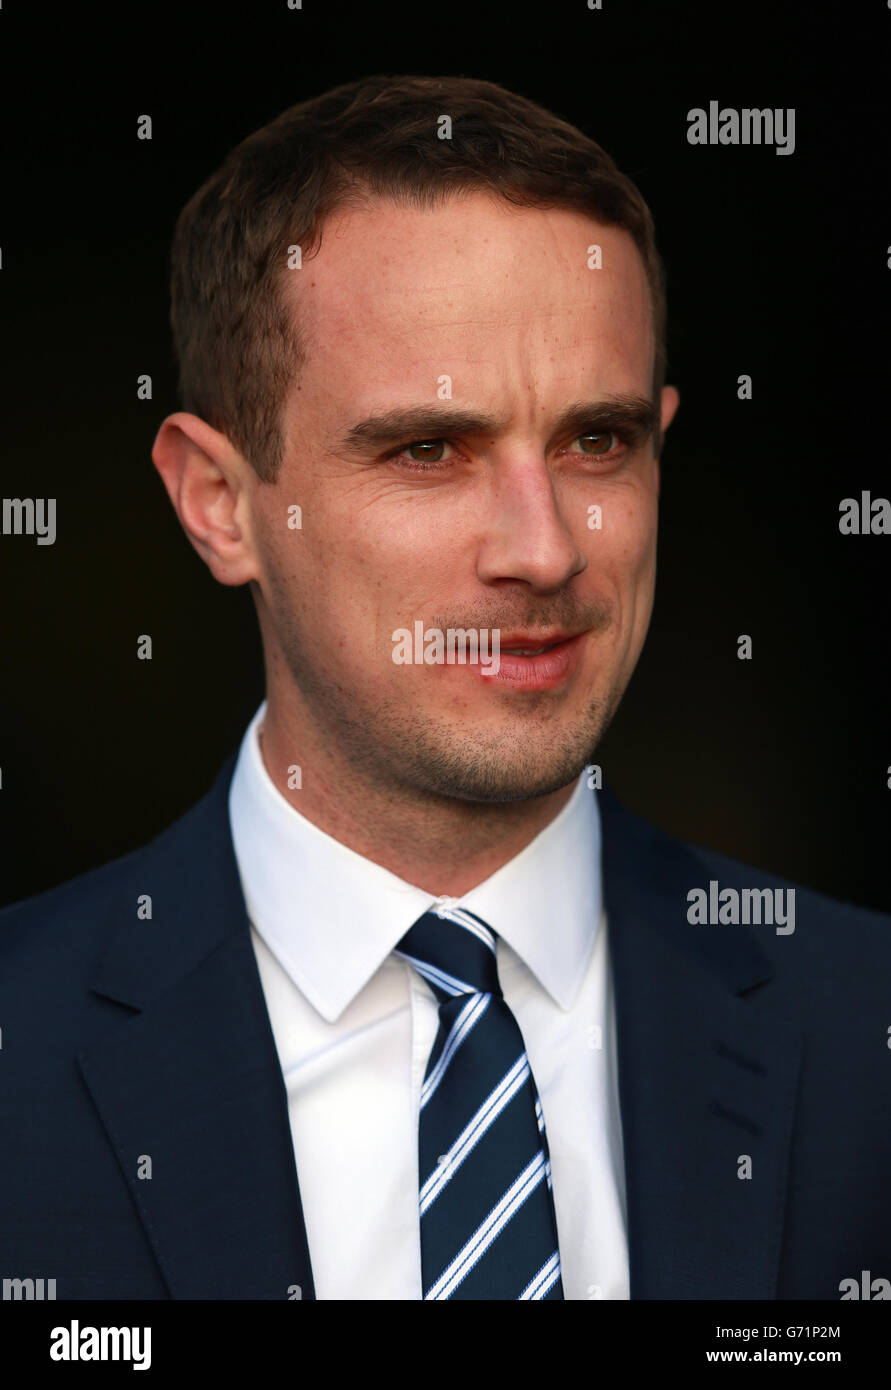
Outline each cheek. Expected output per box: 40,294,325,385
263,515,444,669
624,510,659,634
583,485,657,583
337,508,463,620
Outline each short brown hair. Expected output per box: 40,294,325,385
170,74,668,483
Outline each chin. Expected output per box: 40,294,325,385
420,740,601,805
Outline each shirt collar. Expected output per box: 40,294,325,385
229,702,602,1022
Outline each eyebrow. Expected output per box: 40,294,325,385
335,394,660,456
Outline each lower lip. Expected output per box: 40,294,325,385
478,633,585,689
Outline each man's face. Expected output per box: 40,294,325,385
246,191,677,802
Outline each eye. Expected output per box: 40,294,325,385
389,438,458,471
566,430,623,457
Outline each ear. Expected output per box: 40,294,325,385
151,412,260,586
653,385,680,489
659,385,680,444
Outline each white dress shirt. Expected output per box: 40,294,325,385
228,701,629,1300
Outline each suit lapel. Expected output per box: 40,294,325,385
599,786,801,1299
77,755,315,1300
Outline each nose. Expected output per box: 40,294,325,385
475,457,586,594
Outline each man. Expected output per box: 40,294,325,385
1,74,889,1302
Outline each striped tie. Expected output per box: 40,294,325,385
396,904,564,1300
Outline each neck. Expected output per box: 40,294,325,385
256,698,577,897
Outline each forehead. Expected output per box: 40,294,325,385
284,191,654,404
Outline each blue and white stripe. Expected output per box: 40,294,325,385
425,1152,549,1300
432,905,497,953
420,1053,530,1211
396,950,473,998
519,1251,562,1300
420,992,491,1109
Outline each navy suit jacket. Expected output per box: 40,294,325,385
2,753,890,1300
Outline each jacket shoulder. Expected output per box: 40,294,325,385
600,784,891,970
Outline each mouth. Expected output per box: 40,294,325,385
500,642,565,656
498,631,582,655
484,630,587,689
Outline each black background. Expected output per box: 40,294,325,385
1,0,888,911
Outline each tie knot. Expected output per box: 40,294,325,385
396,906,501,1000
